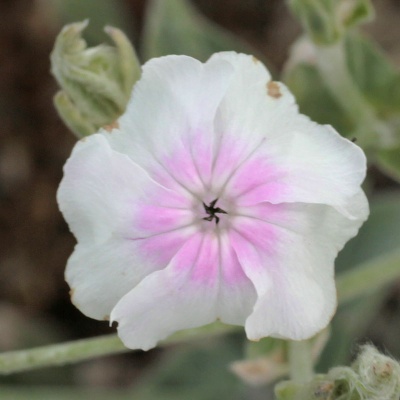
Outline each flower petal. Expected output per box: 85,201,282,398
110,232,220,350
66,237,159,321
246,267,331,340
110,229,257,350
226,123,366,216
209,52,297,189
231,191,368,340
103,55,235,191
66,213,198,320
57,134,193,245
59,134,199,320
216,232,257,325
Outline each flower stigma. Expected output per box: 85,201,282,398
202,198,228,224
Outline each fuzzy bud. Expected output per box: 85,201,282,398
287,0,374,45
352,345,400,399
274,345,400,400
50,20,141,137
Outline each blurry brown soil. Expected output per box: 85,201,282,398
0,0,74,312
0,0,399,384
0,0,109,345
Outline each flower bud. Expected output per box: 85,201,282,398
352,345,400,400
287,0,374,45
50,20,141,138
274,345,400,399
329,345,400,400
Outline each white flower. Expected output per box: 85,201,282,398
57,52,369,350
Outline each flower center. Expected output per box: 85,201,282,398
202,198,227,225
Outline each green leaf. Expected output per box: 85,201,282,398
141,0,265,64
345,33,400,118
376,147,400,183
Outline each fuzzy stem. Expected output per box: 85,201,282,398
0,323,234,375
288,340,314,383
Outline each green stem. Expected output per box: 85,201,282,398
0,334,126,375
0,322,235,375
288,340,314,383
315,40,392,149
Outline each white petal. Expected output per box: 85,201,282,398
216,232,257,325
220,124,366,217
110,229,257,350
103,55,235,191
66,220,197,321
231,191,368,340
59,134,199,320
57,134,192,245
111,233,220,350
66,236,165,321
247,268,331,340
209,52,299,188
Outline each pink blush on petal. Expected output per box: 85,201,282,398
225,155,289,206
219,232,251,285
187,233,219,285
130,130,288,289
136,204,194,235
211,135,257,189
162,149,204,193
135,226,198,267
183,130,214,187
231,215,279,259
156,129,214,194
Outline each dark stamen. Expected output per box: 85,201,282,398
202,198,227,224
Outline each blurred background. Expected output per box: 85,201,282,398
0,0,399,399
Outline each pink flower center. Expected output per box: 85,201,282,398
130,134,287,275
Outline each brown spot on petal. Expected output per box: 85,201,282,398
252,56,259,64
103,315,110,321
69,289,75,298
267,81,282,99
103,120,120,132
